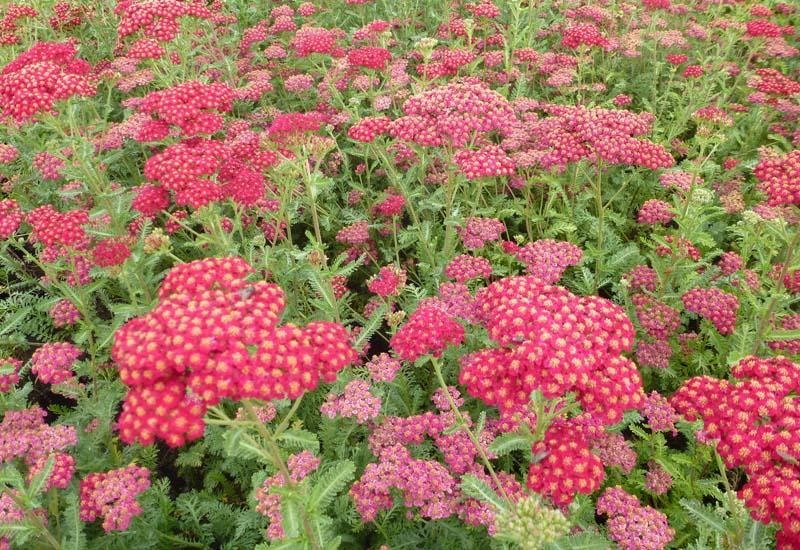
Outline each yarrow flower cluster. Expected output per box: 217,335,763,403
445,254,492,282
514,239,582,283
367,265,407,297
135,81,235,140
753,149,800,206
389,82,517,147
510,104,674,171
255,451,320,540
681,287,739,335
0,406,77,491
112,257,357,447
320,380,382,424
671,356,800,547
0,358,21,392
0,42,95,122
460,217,505,249
390,304,465,362
365,353,402,382
30,342,81,384
461,276,642,422
49,299,81,327
596,486,675,549
79,465,151,532
453,145,516,180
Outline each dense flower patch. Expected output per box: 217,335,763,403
0,0,797,548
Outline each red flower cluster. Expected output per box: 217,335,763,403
390,305,465,362
112,257,358,447
93,238,131,267
754,149,800,206
348,116,391,142
367,265,406,297
136,81,235,140
561,23,611,50
26,205,89,247
460,276,643,424
671,356,800,547
348,47,392,70
292,26,337,57
116,0,212,42
527,420,605,506
454,145,516,180
749,68,800,96
0,199,23,239
0,5,37,45
143,137,268,208
0,42,95,122
681,288,739,335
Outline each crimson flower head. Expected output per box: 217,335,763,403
113,257,358,447
390,305,465,362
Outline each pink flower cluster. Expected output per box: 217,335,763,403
31,342,81,384
460,217,505,249
511,104,674,171
389,82,517,147
454,145,516,180
596,486,674,549
80,465,151,532
514,239,582,283
681,288,739,335
365,353,402,382
0,358,21,392
49,299,81,327
0,199,23,239
112,257,357,447
445,254,492,282
637,199,674,225
255,451,320,540
0,406,77,490
321,380,382,424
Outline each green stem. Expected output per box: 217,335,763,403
430,358,515,508
751,223,800,354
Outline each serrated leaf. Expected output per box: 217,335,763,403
459,474,506,514
679,499,727,533
308,460,355,513
488,433,532,457
276,429,319,453
766,329,800,341
27,455,55,499
280,497,302,539
61,492,85,550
